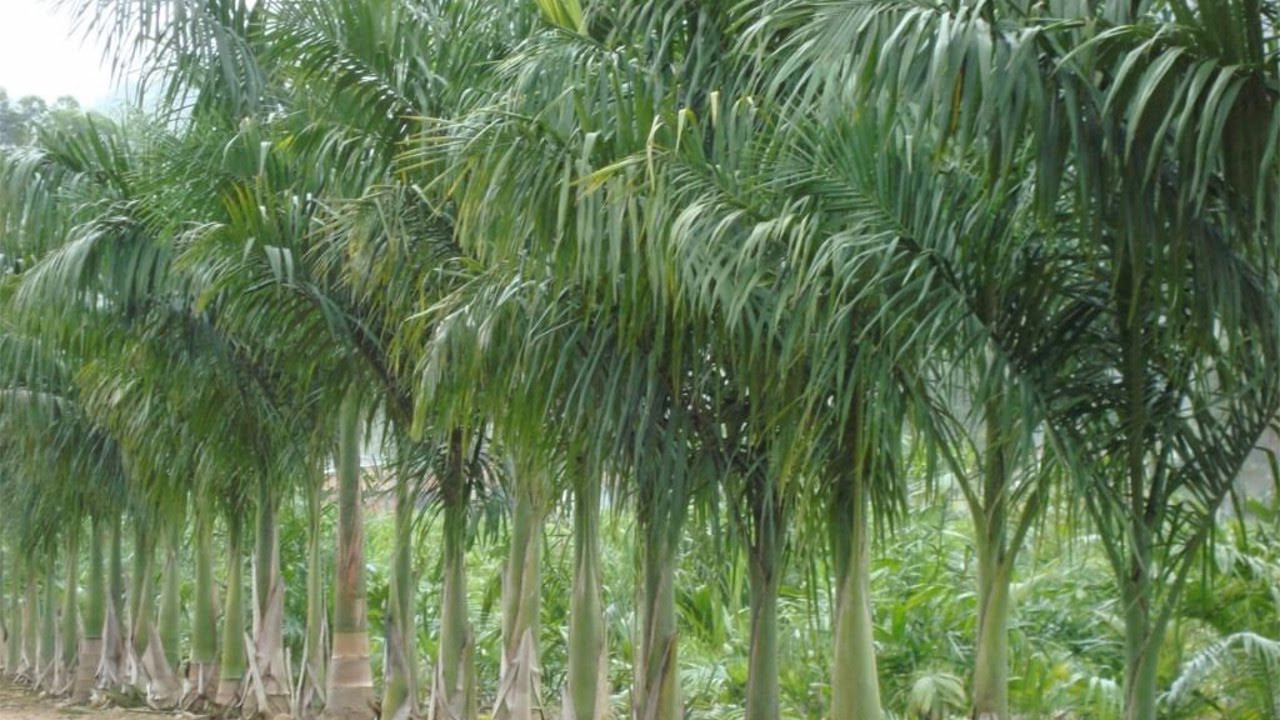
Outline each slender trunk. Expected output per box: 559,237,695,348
74,519,104,703
324,388,375,719
216,511,247,708
302,475,329,714
745,482,783,720
22,570,36,678
253,477,290,716
971,392,1012,720
127,520,152,687
0,542,6,675
830,475,882,720
746,573,780,720
635,496,684,720
98,513,126,688
381,472,418,720
565,475,606,720
158,521,181,670
60,527,81,694
971,550,1010,720
189,503,218,704
36,546,58,690
432,431,476,720
5,559,20,676
1116,240,1158,720
495,477,542,720
1121,541,1159,720
134,521,180,706
38,548,57,690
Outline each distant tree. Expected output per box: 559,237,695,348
0,90,80,147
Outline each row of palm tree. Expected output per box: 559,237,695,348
0,1,1276,720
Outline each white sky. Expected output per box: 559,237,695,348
0,0,117,109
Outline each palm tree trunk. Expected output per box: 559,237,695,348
216,511,247,708
830,474,882,720
73,517,105,703
565,475,606,720
189,503,218,703
324,388,375,719
745,484,783,720
253,477,290,716
302,474,329,714
381,472,418,720
38,548,57,691
0,542,6,675
495,477,542,720
432,430,476,720
972,394,1012,720
134,521,180,706
971,548,1010,720
158,521,182,670
1121,539,1159,720
4,555,20,677
21,570,37,678
1115,249,1160,720
636,499,683,720
127,520,152,689
98,513,126,689
60,527,81,695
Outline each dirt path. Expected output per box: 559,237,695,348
0,681,175,720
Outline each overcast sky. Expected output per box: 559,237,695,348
0,1,117,108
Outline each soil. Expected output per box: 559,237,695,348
0,681,176,720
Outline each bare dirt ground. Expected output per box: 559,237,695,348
0,681,172,720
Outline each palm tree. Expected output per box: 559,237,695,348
407,5,744,714
0,114,147,705
742,4,1280,720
